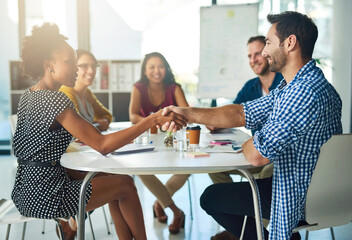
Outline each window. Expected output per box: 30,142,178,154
24,0,78,48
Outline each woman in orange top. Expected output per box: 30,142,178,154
60,49,111,131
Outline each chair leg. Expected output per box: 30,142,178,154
21,222,27,240
42,219,46,234
239,215,247,240
187,177,193,220
5,224,11,240
87,212,96,240
102,205,111,234
330,227,335,240
55,219,65,240
305,230,309,240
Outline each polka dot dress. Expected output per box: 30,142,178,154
11,89,92,219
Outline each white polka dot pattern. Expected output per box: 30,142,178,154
11,89,92,219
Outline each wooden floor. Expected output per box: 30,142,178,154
1,155,351,240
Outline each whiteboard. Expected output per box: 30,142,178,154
198,4,258,98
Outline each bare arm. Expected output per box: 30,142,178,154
57,108,186,155
174,85,189,107
163,104,246,129
242,137,270,167
129,86,145,124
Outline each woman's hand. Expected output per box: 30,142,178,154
95,119,110,131
162,105,189,121
154,109,187,132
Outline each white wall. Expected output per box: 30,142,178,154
331,0,352,133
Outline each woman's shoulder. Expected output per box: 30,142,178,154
26,90,72,110
166,83,181,93
35,89,69,99
134,81,146,89
47,90,73,104
59,86,77,102
133,82,148,96
59,85,75,95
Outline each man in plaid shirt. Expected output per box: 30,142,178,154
162,11,342,240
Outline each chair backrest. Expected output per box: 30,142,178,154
8,114,18,137
304,134,352,231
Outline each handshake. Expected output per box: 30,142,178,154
153,105,189,132
151,103,242,132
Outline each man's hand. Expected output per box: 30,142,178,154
162,106,189,121
159,106,190,132
206,125,219,132
154,109,187,132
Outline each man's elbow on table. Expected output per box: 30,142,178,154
242,138,270,167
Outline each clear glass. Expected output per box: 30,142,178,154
135,130,150,145
173,128,190,152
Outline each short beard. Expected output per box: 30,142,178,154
269,46,286,72
259,63,270,76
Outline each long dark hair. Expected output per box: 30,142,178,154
138,52,177,86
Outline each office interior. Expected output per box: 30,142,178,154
0,0,351,239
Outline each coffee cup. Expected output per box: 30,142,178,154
186,125,201,145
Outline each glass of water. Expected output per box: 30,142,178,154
135,130,150,145
173,128,189,151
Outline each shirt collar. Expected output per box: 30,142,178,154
290,59,316,85
276,59,316,90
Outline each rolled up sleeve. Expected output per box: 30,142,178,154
243,91,275,131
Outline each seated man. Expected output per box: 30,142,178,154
209,35,282,185
163,11,342,240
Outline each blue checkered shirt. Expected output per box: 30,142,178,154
243,59,342,239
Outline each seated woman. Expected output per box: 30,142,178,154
11,23,185,240
59,49,111,231
60,49,112,131
129,52,189,234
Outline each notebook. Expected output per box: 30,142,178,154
111,144,155,155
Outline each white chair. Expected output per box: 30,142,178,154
8,114,17,136
292,134,352,239
0,198,35,240
0,198,69,240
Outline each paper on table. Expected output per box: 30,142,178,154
111,144,155,155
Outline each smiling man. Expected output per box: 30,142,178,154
162,11,342,240
208,36,282,188
233,36,282,107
